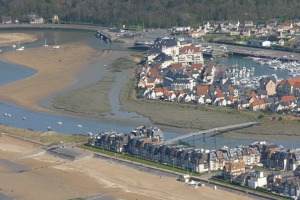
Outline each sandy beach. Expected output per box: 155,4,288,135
0,135,253,200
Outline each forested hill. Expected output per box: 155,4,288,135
0,0,299,27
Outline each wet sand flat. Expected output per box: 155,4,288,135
0,43,110,113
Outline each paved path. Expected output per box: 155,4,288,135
164,121,258,144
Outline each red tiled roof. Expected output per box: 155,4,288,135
251,99,265,107
224,162,246,171
170,63,183,71
277,79,288,86
147,78,155,84
228,95,235,102
282,22,292,27
196,85,208,96
288,78,300,87
149,68,159,77
190,63,203,71
179,46,200,54
280,95,297,105
154,87,164,94
229,87,235,93
216,88,224,98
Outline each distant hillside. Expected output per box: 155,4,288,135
0,0,299,27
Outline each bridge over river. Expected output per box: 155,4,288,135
163,121,258,145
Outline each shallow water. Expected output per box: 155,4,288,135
0,158,27,173
0,60,36,86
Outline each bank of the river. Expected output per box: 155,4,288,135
0,32,37,47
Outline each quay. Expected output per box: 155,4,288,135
212,43,300,61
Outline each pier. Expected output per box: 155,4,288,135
96,30,112,43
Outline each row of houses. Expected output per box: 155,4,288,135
185,19,300,48
88,127,300,173
1,14,59,24
87,126,300,198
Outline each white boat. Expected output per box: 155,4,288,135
47,126,53,131
57,121,62,125
16,42,24,51
77,124,82,128
12,45,16,48
53,38,60,49
16,46,24,51
43,38,48,47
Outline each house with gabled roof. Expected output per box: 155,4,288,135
202,62,217,84
259,76,276,96
196,85,209,96
282,21,293,31
190,63,203,73
152,52,174,68
248,90,258,104
223,161,246,180
249,99,266,111
178,45,204,66
276,78,300,97
234,97,250,110
164,91,176,102
154,87,164,99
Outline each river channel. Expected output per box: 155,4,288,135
0,28,299,149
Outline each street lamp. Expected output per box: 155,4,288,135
172,158,175,172
135,149,138,163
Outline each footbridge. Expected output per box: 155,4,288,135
163,121,258,145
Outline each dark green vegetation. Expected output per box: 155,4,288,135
1,0,299,27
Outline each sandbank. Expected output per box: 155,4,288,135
0,42,111,113
0,33,36,47
0,135,253,200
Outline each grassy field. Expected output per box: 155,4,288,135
52,75,115,116
0,124,88,145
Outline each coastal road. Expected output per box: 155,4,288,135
164,121,258,144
